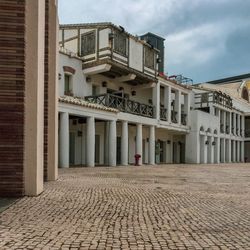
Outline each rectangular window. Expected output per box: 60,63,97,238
144,46,155,69
64,74,72,96
114,32,127,56
81,31,96,56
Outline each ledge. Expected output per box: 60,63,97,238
59,96,119,113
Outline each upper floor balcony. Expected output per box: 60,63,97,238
195,91,233,110
85,93,155,118
59,23,158,86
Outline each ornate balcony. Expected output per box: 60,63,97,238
160,108,167,121
85,93,155,118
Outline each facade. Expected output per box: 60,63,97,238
58,23,191,168
0,0,58,197
58,23,250,168
186,74,250,163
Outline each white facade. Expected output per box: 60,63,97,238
57,23,250,168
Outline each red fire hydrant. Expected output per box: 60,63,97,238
134,154,141,166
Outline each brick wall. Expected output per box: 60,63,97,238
0,0,26,197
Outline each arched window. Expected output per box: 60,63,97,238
242,87,249,101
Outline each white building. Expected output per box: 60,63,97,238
57,22,250,168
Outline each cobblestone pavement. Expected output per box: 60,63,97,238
0,164,250,250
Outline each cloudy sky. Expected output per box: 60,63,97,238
59,0,250,83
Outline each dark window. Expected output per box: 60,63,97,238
144,46,155,69
81,31,96,56
64,74,72,95
242,87,249,101
114,32,127,56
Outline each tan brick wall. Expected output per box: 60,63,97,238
0,0,26,197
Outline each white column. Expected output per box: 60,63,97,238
121,121,128,166
242,116,245,137
225,139,231,163
223,111,226,134
175,90,181,124
109,120,117,166
149,125,155,165
59,112,69,168
215,137,220,164
221,138,226,163
237,140,240,162
136,123,143,165
164,86,171,122
241,141,245,162
153,83,160,120
208,136,213,164
229,112,232,135
184,93,190,125
86,117,95,167
237,114,240,136
104,122,109,165
233,113,236,135
232,140,236,162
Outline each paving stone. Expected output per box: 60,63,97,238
0,164,250,249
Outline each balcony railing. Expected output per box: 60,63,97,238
181,113,187,126
160,108,167,121
171,110,177,123
85,93,155,118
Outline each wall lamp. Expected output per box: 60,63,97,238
102,81,107,87
205,140,209,145
212,141,216,146
86,76,91,83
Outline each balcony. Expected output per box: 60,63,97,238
195,91,233,110
60,23,158,86
160,107,167,121
85,93,155,118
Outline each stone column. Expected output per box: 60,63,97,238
214,137,220,164
153,83,160,120
220,138,226,163
136,123,143,165
237,140,240,162
86,117,95,167
225,139,231,163
233,113,236,135
237,114,240,136
229,112,232,135
184,94,190,125
241,141,245,162
149,126,155,165
121,121,128,166
232,140,235,162
175,90,181,124
223,111,227,134
109,120,117,167
164,86,171,122
208,136,213,164
104,122,109,165
24,0,46,196
59,112,69,168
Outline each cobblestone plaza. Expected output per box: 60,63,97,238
0,164,250,249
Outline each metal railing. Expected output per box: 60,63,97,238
85,93,155,118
